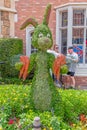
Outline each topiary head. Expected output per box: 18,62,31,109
20,4,53,51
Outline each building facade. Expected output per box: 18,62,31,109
0,0,87,86
0,0,16,38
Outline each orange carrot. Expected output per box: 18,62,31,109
22,56,30,80
53,54,66,80
19,56,25,79
19,56,30,80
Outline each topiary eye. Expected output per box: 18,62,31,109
47,33,50,38
38,33,43,38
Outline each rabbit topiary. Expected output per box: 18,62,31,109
17,4,64,116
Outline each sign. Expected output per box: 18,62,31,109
73,45,83,63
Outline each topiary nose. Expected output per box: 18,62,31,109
44,38,49,43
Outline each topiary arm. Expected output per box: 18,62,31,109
47,53,55,69
28,53,36,74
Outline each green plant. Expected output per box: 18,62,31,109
0,84,87,129
59,89,87,123
0,77,32,85
0,85,31,118
0,38,23,78
50,116,60,130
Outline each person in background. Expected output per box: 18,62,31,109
47,44,59,72
47,44,60,58
53,44,59,54
52,45,66,87
47,44,66,87
66,46,79,89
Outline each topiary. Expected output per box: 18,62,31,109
18,4,64,117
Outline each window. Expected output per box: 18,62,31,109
72,28,84,45
85,29,87,63
26,27,38,57
56,5,87,65
0,11,1,37
31,32,38,53
72,9,85,63
72,28,84,61
61,11,68,27
61,29,67,55
60,10,68,55
73,9,85,26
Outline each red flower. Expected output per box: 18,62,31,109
79,114,87,122
8,119,14,125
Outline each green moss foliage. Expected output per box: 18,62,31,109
0,38,23,77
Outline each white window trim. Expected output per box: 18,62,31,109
54,2,87,10
0,11,3,38
14,14,18,22
26,26,34,57
56,9,60,50
67,6,73,47
55,3,87,76
0,11,1,37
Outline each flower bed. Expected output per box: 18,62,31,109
0,85,87,129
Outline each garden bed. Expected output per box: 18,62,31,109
0,84,87,129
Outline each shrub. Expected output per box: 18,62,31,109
59,89,87,123
0,85,31,118
0,77,32,85
0,38,23,78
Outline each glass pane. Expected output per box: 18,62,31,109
73,9,85,26
61,11,68,27
31,32,38,53
61,29,67,55
72,28,84,63
85,29,87,63
31,44,38,53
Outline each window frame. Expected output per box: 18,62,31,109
0,11,1,37
56,3,87,67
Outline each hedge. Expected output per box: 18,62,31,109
0,38,23,77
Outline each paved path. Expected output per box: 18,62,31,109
80,86,87,90
62,85,87,90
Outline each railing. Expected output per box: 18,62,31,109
0,61,5,64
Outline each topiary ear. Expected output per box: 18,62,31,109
20,18,38,30
43,4,51,25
